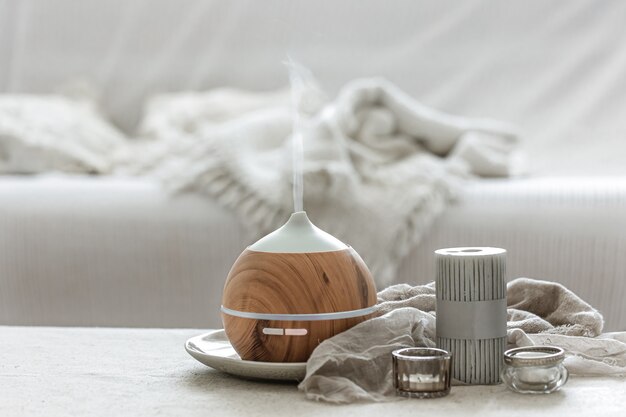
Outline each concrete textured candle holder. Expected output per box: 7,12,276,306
435,247,508,385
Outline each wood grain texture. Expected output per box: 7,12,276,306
222,248,377,362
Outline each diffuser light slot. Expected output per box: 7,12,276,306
285,328,308,336
262,328,284,336
221,305,376,321
261,328,309,336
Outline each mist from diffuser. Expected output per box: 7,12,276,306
220,61,378,363
285,57,309,213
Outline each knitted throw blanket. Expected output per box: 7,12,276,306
0,79,520,285
138,79,520,285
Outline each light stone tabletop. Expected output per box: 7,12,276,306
1,326,625,416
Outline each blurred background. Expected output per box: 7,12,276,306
0,0,625,330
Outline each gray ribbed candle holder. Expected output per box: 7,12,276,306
435,247,507,385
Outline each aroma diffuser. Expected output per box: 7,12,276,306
221,211,377,363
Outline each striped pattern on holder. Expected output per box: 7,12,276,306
435,247,507,385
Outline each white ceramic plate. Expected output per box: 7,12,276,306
185,330,307,382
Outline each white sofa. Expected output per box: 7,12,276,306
1,0,625,330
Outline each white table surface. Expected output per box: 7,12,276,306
1,326,625,417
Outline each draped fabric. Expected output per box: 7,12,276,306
0,0,626,175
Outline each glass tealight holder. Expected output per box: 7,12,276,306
501,346,568,394
392,347,452,398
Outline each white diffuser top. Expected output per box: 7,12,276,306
248,211,348,253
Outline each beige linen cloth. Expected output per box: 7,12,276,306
299,278,626,403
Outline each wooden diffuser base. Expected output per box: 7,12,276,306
222,248,377,362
